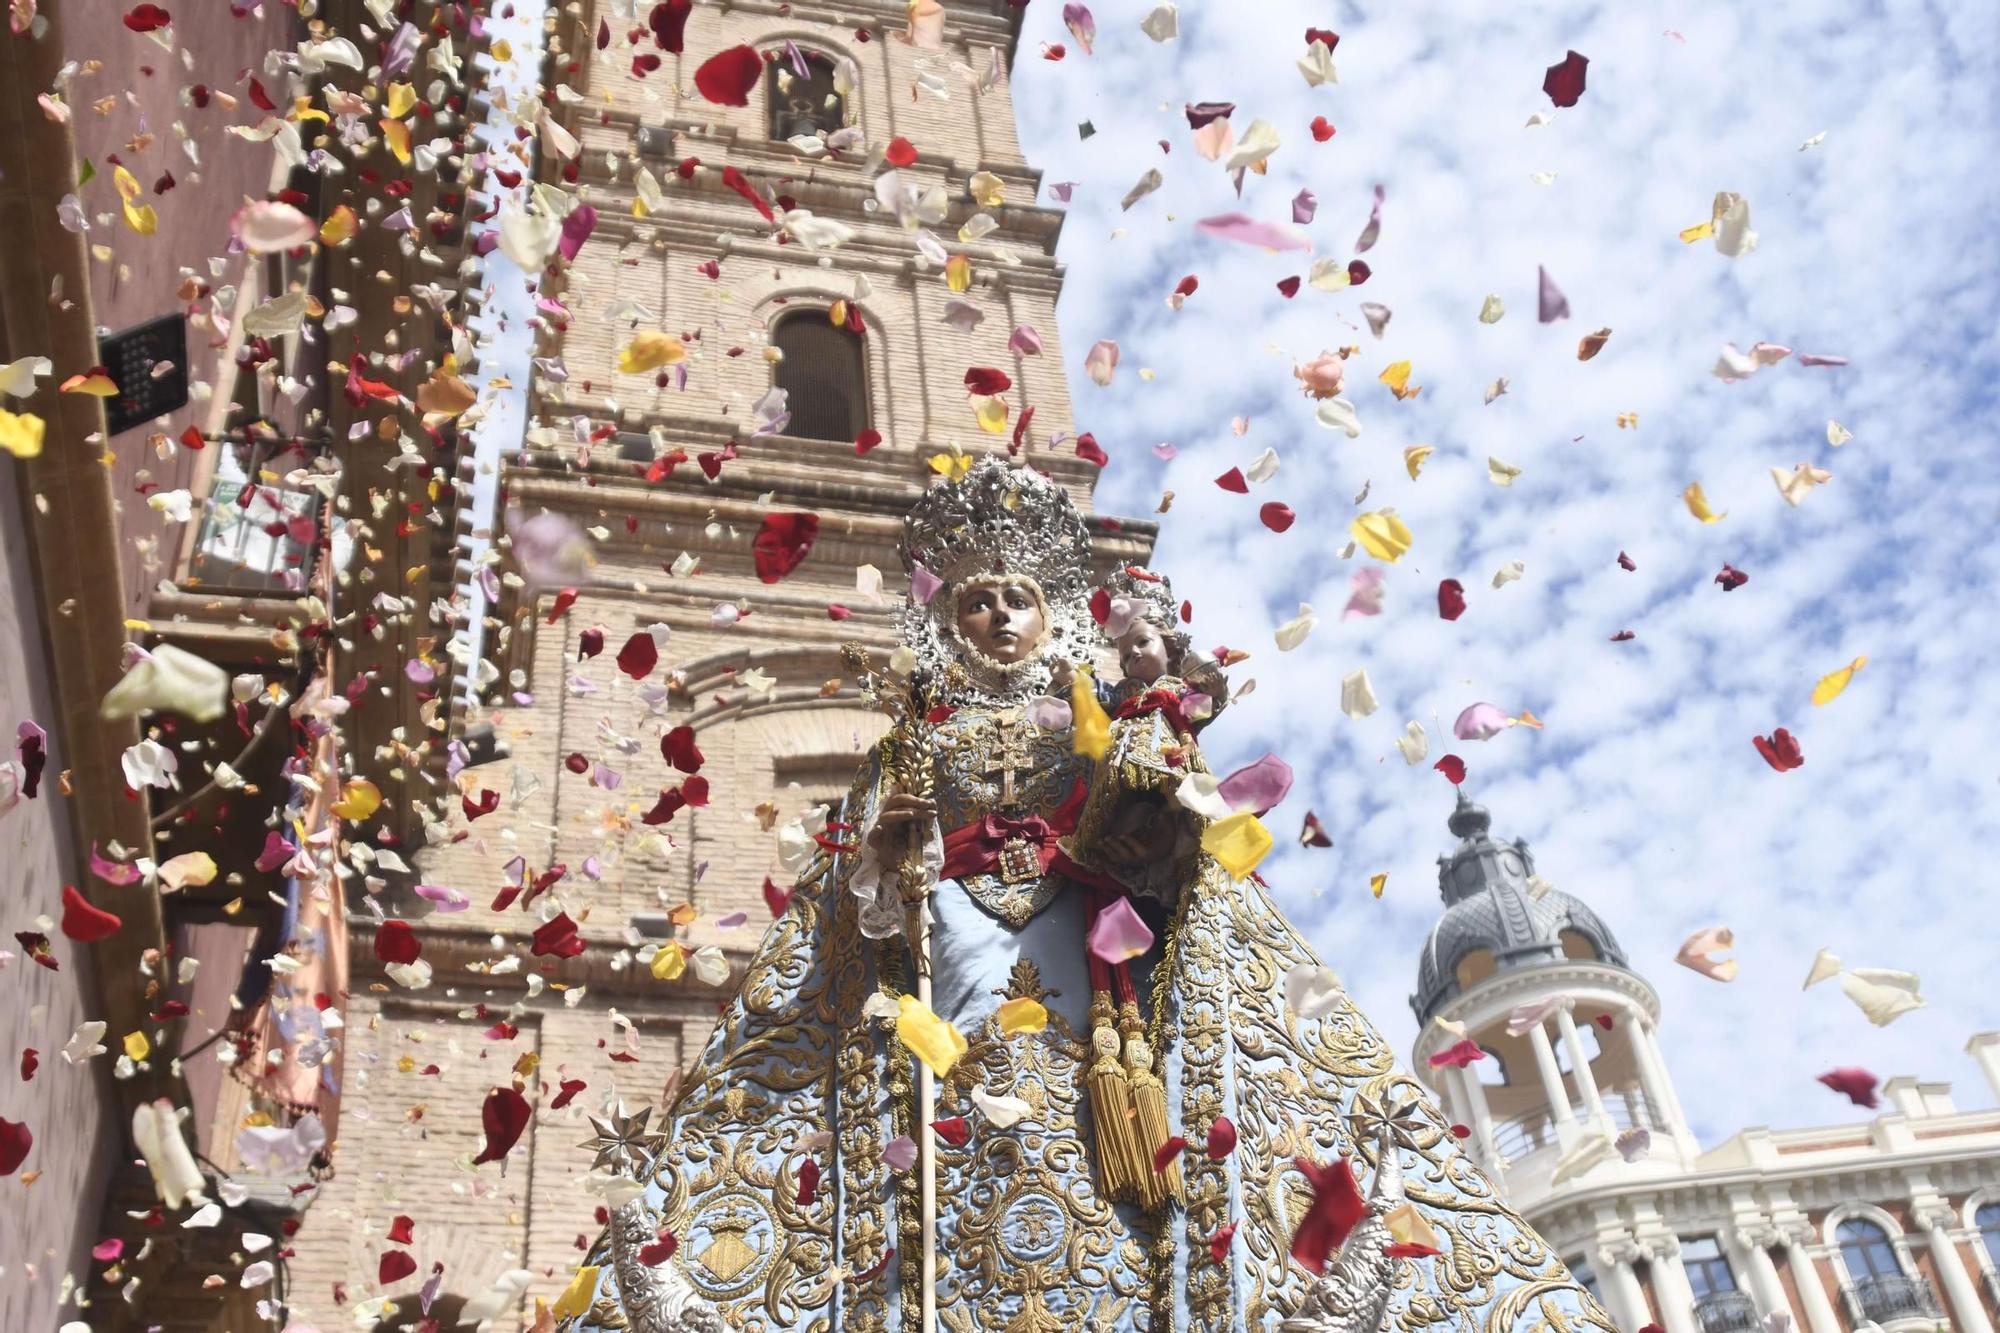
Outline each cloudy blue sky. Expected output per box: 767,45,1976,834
1009,0,2000,1144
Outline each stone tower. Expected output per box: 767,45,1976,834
283,2,1154,1325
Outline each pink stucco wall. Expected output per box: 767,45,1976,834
0,460,115,1331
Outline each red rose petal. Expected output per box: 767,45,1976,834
1290,1155,1366,1274
797,1157,820,1206
964,366,1011,396
21,1049,39,1081
1753,728,1804,772
0,1117,30,1176
473,1087,532,1164
1258,502,1296,533
693,44,764,106
378,1249,417,1286
1276,276,1301,298
577,626,605,658
1347,260,1371,286
531,912,587,959
1715,563,1749,591
1074,432,1108,467
884,137,918,167
638,1230,679,1265
122,2,171,30
1310,116,1336,142
1434,754,1468,785
1437,579,1467,621
762,877,792,918
1215,468,1248,494
1205,1115,1237,1161
752,511,819,583
616,631,658,679
647,0,690,52
387,1215,415,1244
373,920,421,966
1543,49,1589,108
59,885,122,943
551,1077,587,1110
1617,551,1637,571
931,1117,970,1146
1817,1067,1880,1109
855,428,882,456
661,725,704,773
1152,1134,1188,1173
1209,1220,1238,1265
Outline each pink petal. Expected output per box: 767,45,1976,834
1453,702,1511,741
90,844,143,885
232,200,317,255
1152,442,1178,460
1007,324,1044,356
910,562,943,605
1087,897,1155,964
1291,189,1317,224
414,883,469,912
1217,753,1292,815
884,1134,918,1171
715,911,749,930
1537,265,1569,322
1195,212,1313,253
1341,568,1384,619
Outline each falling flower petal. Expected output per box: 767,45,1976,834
897,994,969,1076
1537,266,1570,322
1285,965,1343,1019
694,44,764,105
1817,1067,1880,1109
1752,728,1804,772
1290,1155,1366,1274
1339,669,1378,720
1683,481,1726,523
1433,754,1467,785
998,997,1048,1035
1350,510,1410,562
1840,969,1925,1026
232,200,317,255
1803,948,1843,989
1194,212,1312,252
1827,420,1853,446
1084,339,1120,385
1542,49,1588,107
1811,656,1868,706
1675,925,1738,982
1087,896,1155,963
1454,703,1510,741
1202,812,1274,879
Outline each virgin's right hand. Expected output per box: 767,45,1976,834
876,792,937,825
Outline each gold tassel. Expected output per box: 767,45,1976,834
1086,990,1145,1203
1120,1000,1182,1208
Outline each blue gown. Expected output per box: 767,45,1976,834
559,705,1610,1333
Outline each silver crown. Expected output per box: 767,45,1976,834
1100,566,1190,659
897,457,1096,705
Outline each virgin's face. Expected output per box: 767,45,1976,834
955,581,1047,664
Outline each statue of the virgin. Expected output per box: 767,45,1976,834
558,458,1610,1333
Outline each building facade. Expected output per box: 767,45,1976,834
1410,792,2000,1333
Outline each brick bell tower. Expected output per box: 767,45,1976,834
283,2,1156,1325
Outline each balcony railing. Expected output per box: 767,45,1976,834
1844,1274,1943,1325
184,432,330,595
1490,1086,1668,1160
1693,1291,1760,1333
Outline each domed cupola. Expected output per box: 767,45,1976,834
1410,790,1630,1025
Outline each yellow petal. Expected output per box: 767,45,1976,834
1810,655,1867,706
385,81,417,119
0,409,46,459
416,365,478,418
1378,360,1419,400
668,902,699,927
971,394,1009,435
1384,1201,1441,1251
1403,445,1433,480
1683,481,1726,524
828,299,847,327
490,37,513,62
926,445,973,482
1202,812,1273,880
1487,456,1522,487
650,941,687,981
617,331,686,375
380,117,412,165
158,851,218,891
896,994,968,1076
1369,872,1388,899
1071,666,1110,761
944,255,972,293
968,170,1005,208
1679,220,1716,244
121,200,159,236
113,164,143,203
330,777,382,822
551,1267,599,1320
320,203,358,244
60,370,120,396
1350,510,1413,563
124,1030,151,1062
998,997,1048,1036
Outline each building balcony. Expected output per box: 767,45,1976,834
1844,1274,1944,1326
1491,1086,1668,1160
1693,1291,1761,1333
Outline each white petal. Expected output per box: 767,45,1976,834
1340,669,1377,720
1284,964,1343,1019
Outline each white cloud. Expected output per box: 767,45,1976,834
1014,0,2000,1141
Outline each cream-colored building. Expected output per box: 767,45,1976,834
1411,792,2000,1333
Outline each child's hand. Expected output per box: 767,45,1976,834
1047,656,1077,696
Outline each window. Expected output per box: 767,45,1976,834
1452,947,1496,990
1559,927,1601,960
1836,1219,1902,1281
767,49,844,140
1681,1236,1737,1298
1567,1253,1601,1304
1978,1203,2000,1267
771,310,867,441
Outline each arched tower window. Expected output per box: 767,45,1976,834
1836,1219,1902,1280
1452,947,1495,991
771,310,867,442
1978,1202,2000,1267
767,50,844,140
1558,927,1600,961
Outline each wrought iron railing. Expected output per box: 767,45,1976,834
1843,1274,1943,1325
1693,1291,1760,1333
1489,1087,1668,1160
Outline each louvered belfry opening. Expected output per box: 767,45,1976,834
772,310,867,442
766,50,844,141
